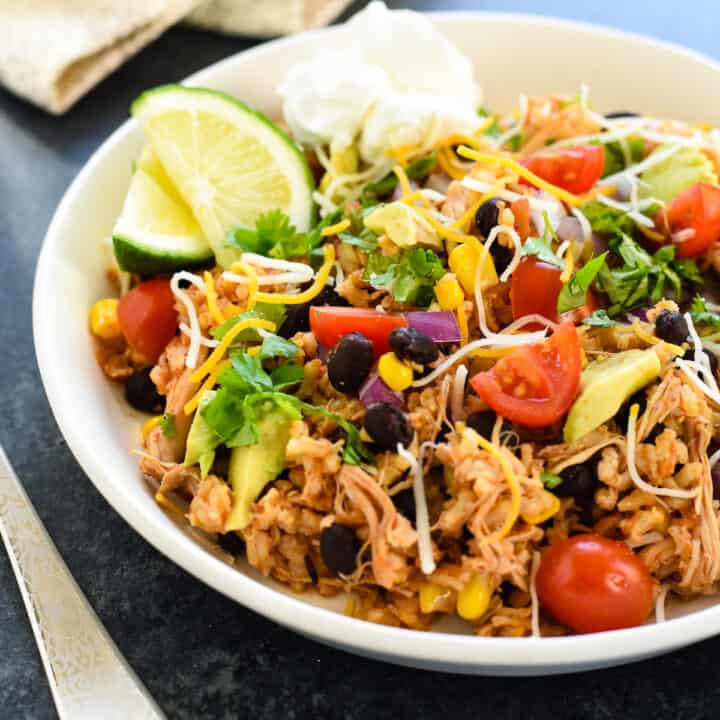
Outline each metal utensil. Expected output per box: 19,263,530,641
0,445,165,719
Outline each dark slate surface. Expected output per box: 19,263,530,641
1,1,719,718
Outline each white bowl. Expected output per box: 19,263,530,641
34,12,720,675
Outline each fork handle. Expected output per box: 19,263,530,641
0,446,165,720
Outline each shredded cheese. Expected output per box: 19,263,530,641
179,322,220,348
184,360,231,415
655,585,670,623
397,442,437,575
393,164,413,197
710,448,720,469
529,551,541,637
170,271,206,369
155,492,186,519
448,177,514,232
626,404,698,499
190,318,276,384
255,244,336,305
321,218,351,237
631,321,684,356
457,147,583,207
460,176,558,213
474,434,522,544
674,312,720,405
570,205,592,245
203,271,225,324
451,364,468,423
596,194,657,228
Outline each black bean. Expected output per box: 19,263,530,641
320,524,359,576
554,462,598,512
655,310,689,345
217,531,245,556
124,367,164,414
475,197,502,238
683,347,718,377
327,332,373,393
393,486,416,523
389,327,439,365
616,389,648,431
604,111,639,119
305,555,319,584
645,423,665,444
364,403,413,451
488,243,514,276
466,410,498,439
278,287,349,338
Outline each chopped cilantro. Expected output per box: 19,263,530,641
519,237,564,269
159,413,176,438
362,152,437,199
257,333,300,360
557,253,607,314
540,471,563,489
505,133,523,152
583,309,615,327
690,295,720,330
364,247,445,306
580,201,636,238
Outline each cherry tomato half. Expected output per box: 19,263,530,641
469,322,581,427
309,306,408,355
536,534,654,633
521,144,604,195
511,256,564,324
117,277,177,363
658,182,720,258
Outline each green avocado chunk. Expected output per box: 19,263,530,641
364,201,442,249
184,391,220,478
639,144,718,204
224,407,297,531
563,349,661,442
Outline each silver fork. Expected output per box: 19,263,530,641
0,445,165,720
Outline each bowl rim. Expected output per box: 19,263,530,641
33,10,720,672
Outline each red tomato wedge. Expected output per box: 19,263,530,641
309,306,408,355
521,144,604,195
117,277,177,363
469,323,581,427
511,256,564,324
658,182,720,258
536,534,654,633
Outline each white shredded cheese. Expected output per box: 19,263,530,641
170,271,205,369
179,323,220,348
460,177,558,213
676,312,720,402
451,365,468,423
710,448,720,469
419,188,447,203
529,551,541,638
626,406,698,499
397,442,437,575
570,206,592,245
655,585,670,623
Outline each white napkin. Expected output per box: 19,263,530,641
0,0,354,115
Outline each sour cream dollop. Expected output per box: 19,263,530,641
278,1,483,164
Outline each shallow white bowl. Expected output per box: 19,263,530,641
34,12,720,675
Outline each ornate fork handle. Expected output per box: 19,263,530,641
0,446,165,720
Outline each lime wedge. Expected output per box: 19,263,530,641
112,146,213,274
131,84,315,268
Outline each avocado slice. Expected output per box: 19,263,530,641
364,202,442,249
639,144,718,204
184,391,221,478
563,349,661,442
224,406,298,531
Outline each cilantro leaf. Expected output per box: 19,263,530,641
363,248,444,306
583,309,615,327
581,201,636,238
505,133,523,152
258,333,300,360
519,237,564,269
160,413,176,438
227,209,300,256
540,471,563,489
690,294,720,329
557,253,607,314
338,230,379,252
270,363,305,390
303,208,344,250
362,153,437,199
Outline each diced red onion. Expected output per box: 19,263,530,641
359,373,403,408
671,228,696,244
629,307,650,322
392,179,419,201
406,311,461,342
592,231,609,256
557,216,583,244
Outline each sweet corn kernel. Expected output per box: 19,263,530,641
522,493,561,525
456,573,492,621
435,273,464,310
448,242,498,295
419,582,455,614
378,352,413,391
89,298,121,340
331,145,359,175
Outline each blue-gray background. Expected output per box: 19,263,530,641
1,2,718,718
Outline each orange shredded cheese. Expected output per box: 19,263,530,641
457,147,584,206
226,261,259,314
631,321,684,356
155,492,186,519
204,271,225,324
190,318,276,383
254,244,336,305
321,218,351,237
142,415,163,438
393,164,413,197
184,359,231,415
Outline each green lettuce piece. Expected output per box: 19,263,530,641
639,144,718,203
